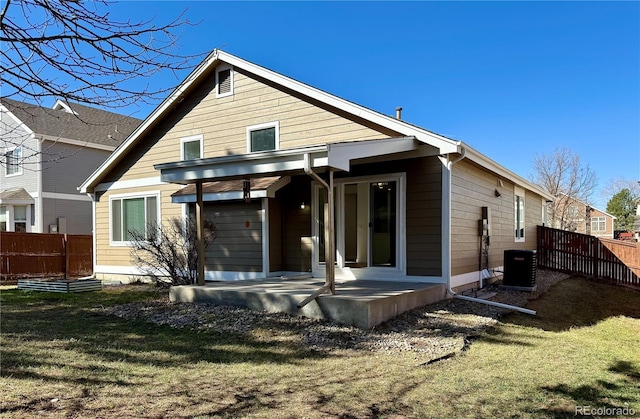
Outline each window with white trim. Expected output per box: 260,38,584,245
0,206,6,231
247,121,279,153
181,135,203,160
591,216,606,232
14,205,27,232
5,147,22,176
215,64,233,98
110,193,159,244
514,187,525,242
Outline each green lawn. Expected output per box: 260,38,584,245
1,279,638,418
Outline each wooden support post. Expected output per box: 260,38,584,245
196,182,205,286
327,170,335,294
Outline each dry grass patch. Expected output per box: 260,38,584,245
1,278,638,418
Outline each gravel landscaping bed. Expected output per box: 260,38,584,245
102,270,570,362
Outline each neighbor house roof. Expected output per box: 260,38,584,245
79,49,553,201
556,194,616,219
1,97,142,149
0,188,34,204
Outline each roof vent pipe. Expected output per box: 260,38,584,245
395,107,403,120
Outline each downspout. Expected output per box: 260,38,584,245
440,147,536,316
298,153,335,308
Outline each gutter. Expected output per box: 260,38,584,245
440,147,536,316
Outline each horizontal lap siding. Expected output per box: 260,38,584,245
451,160,542,276
94,184,183,267
205,202,262,272
42,198,92,235
405,158,442,276
104,69,393,183
96,64,399,269
339,157,442,276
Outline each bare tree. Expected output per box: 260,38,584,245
1,0,202,109
600,177,640,205
129,217,216,286
531,147,598,230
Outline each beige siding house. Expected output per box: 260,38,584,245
80,50,553,291
550,195,616,239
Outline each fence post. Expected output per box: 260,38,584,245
592,236,598,280
64,234,69,279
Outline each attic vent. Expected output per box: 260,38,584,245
218,68,232,95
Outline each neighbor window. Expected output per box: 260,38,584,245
514,187,525,242
111,194,159,243
5,147,22,176
14,205,27,232
181,135,203,160
591,216,606,232
216,65,233,98
0,206,6,231
247,121,279,152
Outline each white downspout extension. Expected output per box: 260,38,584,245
440,148,536,316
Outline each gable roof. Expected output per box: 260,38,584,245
79,49,553,201
1,97,142,149
556,194,616,219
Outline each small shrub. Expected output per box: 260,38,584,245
129,217,216,286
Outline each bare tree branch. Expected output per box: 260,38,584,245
129,217,216,286
1,0,204,109
531,147,598,230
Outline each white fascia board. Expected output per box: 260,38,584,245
1,104,35,136
156,147,328,184
39,135,116,152
462,143,554,201
216,51,460,154
80,51,222,193
327,136,419,170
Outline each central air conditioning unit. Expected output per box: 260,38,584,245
502,249,537,291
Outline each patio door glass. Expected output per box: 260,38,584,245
370,181,396,267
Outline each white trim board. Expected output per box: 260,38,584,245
95,265,267,281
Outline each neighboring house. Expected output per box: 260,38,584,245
80,50,553,290
549,195,616,239
0,98,141,234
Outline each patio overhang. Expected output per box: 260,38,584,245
154,136,436,301
154,136,425,184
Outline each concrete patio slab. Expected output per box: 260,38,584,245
169,278,447,328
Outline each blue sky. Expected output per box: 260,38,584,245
109,2,639,208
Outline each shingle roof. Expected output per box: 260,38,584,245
0,188,34,203
1,97,142,147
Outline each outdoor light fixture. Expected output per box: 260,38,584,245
300,202,306,210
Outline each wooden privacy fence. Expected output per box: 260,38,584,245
537,225,640,289
1,232,93,282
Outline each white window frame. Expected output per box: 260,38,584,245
180,135,204,160
246,121,280,153
109,191,161,246
5,146,23,176
514,186,525,242
215,63,234,98
591,216,606,232
311,172,406,277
